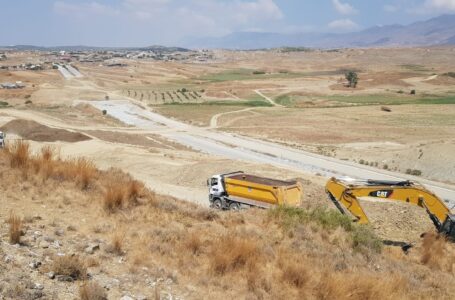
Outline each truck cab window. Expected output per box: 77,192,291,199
211,178,218,186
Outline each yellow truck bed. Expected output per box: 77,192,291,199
224,174,302,207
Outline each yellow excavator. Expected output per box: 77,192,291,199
326,177,455,240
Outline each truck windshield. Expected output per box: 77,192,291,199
211,178,218,186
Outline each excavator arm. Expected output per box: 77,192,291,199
326,178,455,239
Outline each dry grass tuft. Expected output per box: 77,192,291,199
316,271,408,300
210,233,262,275
52,255,87,280
106,229,125,255
421,232,447,270
185,232,203,255
74,158,97,190
103,181,126,213
8,140,30,168
41,145,55,161
279,255,310,289
126,179,144,205
7,212,22,244
79,281,107,300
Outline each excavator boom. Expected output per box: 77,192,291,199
326,177,455,240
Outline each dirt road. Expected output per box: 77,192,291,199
86,100,455,205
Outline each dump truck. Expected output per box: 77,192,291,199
208,171,302,210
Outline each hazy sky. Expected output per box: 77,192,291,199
1,0,454,46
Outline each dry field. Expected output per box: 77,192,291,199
1,47,455,298
1,142,455,299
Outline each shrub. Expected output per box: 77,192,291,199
8,212,22,244
406,169,422,176
79,281,107,300
410,89,416,95
345,71,358,88
269,206,352,231
52,256,87,280
351,225,382,254
252,70,266,75
383,164,389,170
102,110,107,115
25,100,32,104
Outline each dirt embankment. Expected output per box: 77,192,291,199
0,119,90,143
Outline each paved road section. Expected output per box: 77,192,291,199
66,65,83,78
57,65,74,79
88,100,455,205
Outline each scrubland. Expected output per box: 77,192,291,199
1,141,455,299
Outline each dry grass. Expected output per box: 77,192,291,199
8,140,30,168
73,158,97,190
2,143,455,299
79,281,107,300
210,233,262,275
126,179,144,205
316,271,409,300
52,256,87,280
420,232,448,270
105,228,125,256
103,181,126,213
185,232,203,255
7,212,22,244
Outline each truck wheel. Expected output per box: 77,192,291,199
212,199,222,210
229,202,240,211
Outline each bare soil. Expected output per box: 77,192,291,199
0,119,90,143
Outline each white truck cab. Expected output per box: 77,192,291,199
207,174,225,200
0,131,4,148
207,171,244,209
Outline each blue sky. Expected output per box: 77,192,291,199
0,0,454,46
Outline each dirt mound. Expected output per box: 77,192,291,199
0,119,90,143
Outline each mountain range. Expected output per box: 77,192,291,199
186,14,455,49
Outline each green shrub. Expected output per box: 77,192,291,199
252,70,266,75
406,169,422,176
269,206,352,231
351,225,383,254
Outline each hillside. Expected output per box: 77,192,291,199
189,14,455,49
1,142,455,299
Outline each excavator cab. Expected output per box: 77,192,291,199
440,215,455,240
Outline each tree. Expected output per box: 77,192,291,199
345,71,358,88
